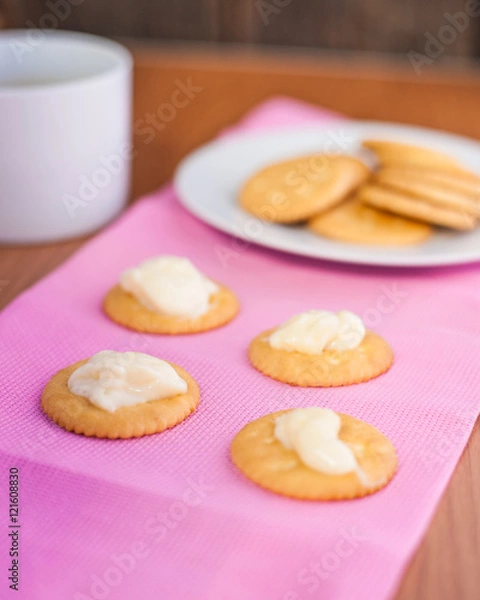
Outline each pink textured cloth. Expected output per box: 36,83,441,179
1,98,480,600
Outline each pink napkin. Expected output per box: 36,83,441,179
1,97,480,600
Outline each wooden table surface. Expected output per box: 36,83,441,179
1,45,480,600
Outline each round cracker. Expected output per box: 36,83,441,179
362,139,464,172
375,170,480,217
239,154,370,223
231,410,397,500
248,329,394,387
41,360,200,439
359,184,477,231
308,196,432,246
104,283,239,334
378,166,480,198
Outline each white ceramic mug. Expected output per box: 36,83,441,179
0,30,133,244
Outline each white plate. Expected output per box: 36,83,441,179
174,121,480,267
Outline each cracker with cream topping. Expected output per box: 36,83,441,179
104,283,239,334
248,328,393,387
41,359,200,438
231,409,397,500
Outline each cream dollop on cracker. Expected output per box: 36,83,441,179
269,310,365,355
120,256,218,319
68,350,187,413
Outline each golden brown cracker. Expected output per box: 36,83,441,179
375,170,480,217
231,410,397,500
359,184,477,231
362,139,464,172
378,166,480,199
248,329,394,387
41,359,200,439
104,283,239,334
308,196,432,246
239,155,370,223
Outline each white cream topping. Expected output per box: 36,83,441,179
68,351,188,413
120,256,218,319
269,310,366,355
274,408,358,475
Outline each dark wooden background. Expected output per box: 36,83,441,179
1,0,480,57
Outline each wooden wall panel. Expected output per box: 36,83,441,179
1,0,220,41
253,0,478,55
0,0,24,28
1,0,480,57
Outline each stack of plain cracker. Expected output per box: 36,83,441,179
359,141,480,232
239,141,480,247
